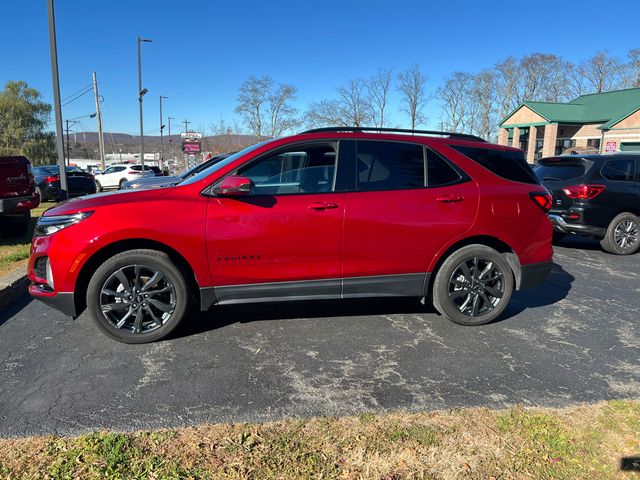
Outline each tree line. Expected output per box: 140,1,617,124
235,49,640,142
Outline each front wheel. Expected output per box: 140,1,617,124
96,180,103,192
432,245,514,326
600,213,640,255
86,249,189,343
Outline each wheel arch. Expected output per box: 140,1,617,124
73,238,200,316
425,235,522,297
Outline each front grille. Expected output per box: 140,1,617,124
34,257,48,280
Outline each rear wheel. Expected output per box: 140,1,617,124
96,180,103,192
119,178,127,189
432,244,513,326
600,213,640,255
86,249,189,343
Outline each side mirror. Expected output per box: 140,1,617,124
213,175,252,196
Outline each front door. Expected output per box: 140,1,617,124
205,141,345,302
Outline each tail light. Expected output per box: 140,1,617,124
562,184,605,199
128,170,140,175
530,192,552,213
44,175,60,183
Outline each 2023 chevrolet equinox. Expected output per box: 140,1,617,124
28,128,553,343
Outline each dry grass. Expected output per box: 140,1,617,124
0,203,50,277
0,400,638,479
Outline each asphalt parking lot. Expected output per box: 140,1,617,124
1,237,639,438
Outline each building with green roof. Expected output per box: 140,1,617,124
498,87,640,162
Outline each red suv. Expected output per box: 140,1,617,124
28,128,553,343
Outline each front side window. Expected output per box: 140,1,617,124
356,141,424,191
237,143,337,195
601,159,635,182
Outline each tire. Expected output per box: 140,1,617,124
600,213,640,255
0,212,30,238
96,180,103,192
552,232,566,243
119,178,127,189
432,244,514,326
86,249,189,343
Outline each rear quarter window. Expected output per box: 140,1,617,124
601,159,635,181
452,146,539,185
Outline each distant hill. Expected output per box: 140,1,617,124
59,132,261,158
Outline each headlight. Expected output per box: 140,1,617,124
34,211,94,237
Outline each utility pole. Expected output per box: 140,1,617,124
47,0,67,198
159,95,168,171
93,72,106,170
183,118,191,134
137,36,152,168
65,119,71,164
168,116,175,166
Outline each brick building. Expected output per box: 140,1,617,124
497,87,640,163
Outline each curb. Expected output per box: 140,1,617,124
0,268,28,312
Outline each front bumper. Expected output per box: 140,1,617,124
549,214,605,237
29,284,77,317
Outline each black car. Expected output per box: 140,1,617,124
536,154,640,254
120,154,230,190
33,165,97,201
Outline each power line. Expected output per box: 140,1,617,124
61,83,92,103
61,86,93,106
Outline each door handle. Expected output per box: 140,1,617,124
436,195,464,203
308,201,340,210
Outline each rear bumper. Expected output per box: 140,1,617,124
29,284,77,317
0,194,39,214
549,214,606,237
518,261,553,290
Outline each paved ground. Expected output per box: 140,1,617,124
1,237,639,437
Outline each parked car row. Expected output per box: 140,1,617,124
0,156,40,236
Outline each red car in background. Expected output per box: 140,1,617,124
28,128,553,343
0,156,40,237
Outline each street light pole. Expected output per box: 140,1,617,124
137,36,152,169
168,116,175,165
47,0,67,198
159,95,168,171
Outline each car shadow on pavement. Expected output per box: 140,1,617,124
504,262,574,318
554,235,603,251
173,296,436,339
173,263,574,339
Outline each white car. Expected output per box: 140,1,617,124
94,164,155,191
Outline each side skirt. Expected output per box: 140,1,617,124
199,273,429,310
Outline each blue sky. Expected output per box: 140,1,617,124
2,0,638,136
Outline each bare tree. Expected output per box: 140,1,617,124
336,79,372,127
235,75,272,138
624,48,640,88
437,72,473,133
304,99,346,128
580,50,624,93
494,56,521,119
268,84,299,137
473,70,498,140
520,53,571,102
366,68,393,128
235,75,299,139
398,64,428,129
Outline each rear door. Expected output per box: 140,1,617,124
341,140,478,296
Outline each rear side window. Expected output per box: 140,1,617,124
601,159,635,181
426,149,462,187
452,146,539,185
535,158,591,182
356,140,424,191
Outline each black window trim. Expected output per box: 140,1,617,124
205,139,341,198
600,158,637,183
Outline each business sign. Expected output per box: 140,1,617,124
182,141,201,153
605,141,617,153
181,131,203,140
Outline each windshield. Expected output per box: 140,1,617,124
178,141,272,186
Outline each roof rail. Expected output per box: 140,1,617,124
300,126,487,142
